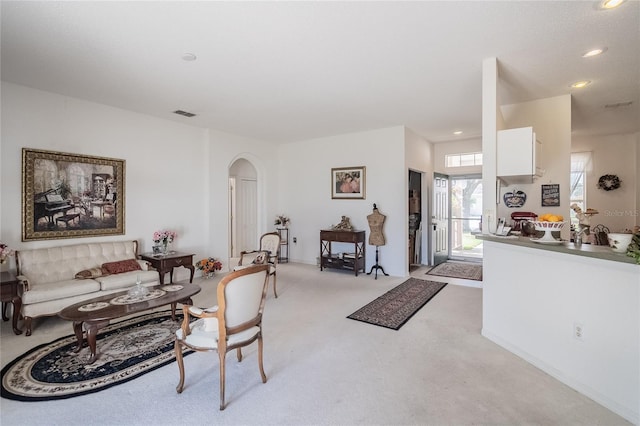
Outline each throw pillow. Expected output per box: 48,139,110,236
252,253,266,264
101,259,142,275
75,267,104,279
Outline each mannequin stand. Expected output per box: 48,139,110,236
367,246,388,280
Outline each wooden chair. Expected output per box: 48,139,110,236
236,232,281,298
174,264,270,410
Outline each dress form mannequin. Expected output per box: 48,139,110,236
367,204,389,279
367,206,386,246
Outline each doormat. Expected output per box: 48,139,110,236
347,278,447,330
426,261,482,281
1,310,193,401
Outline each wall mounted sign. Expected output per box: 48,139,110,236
541,184,560,207
503,190,527,208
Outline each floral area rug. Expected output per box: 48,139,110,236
1,310,193,401
347,278,447,330
426,261,483,281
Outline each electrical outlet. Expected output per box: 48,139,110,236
573,323,584,341
293,237,297,243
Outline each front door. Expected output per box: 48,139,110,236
432,173,449,266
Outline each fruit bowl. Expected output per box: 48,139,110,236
529,221,565,243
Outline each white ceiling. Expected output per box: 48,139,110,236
1,1,639,143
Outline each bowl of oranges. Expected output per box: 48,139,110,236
529,214,565,243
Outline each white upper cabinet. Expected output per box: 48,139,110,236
497,126,543,184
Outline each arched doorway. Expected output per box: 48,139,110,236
229,158,258,258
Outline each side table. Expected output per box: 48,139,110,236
139,252,195,285
1,271,23,335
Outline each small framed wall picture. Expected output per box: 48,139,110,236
331,166,366,199
541,184,560,207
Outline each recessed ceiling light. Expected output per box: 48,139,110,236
571,80,591,89
181,53,197,61
453,130,463,135
601,0,625,9
582,47,607,58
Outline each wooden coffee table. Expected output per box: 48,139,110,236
59,283,200,364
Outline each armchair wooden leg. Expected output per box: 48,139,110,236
272,272,278,298
175,341,185,393
236,347,243,362
258,334,267,383
219,351,227,410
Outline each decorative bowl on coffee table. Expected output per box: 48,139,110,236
529,221,565,244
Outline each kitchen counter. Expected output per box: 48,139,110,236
481,235,639,424
476,234,637,265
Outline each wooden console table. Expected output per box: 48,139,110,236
320,230,365,276
139,252,195,285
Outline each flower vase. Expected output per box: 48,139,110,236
162,242,169,254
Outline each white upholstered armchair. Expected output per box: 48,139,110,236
235,232,281,298
174,264,270,410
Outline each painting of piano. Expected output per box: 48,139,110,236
22,148,125,241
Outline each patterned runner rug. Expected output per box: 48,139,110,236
1,310,192,401
426,261,483,281
347,278,447,330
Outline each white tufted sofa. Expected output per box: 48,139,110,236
16,240,159,336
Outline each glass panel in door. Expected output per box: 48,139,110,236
450,175,483,260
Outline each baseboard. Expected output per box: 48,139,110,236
481,328,638,425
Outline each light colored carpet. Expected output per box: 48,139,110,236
0,263,629,425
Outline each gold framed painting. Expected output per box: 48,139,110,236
331,166,366,199
22,148,126,241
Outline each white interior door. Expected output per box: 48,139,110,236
236,178,257,255
432,173,449,265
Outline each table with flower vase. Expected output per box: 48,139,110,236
139,252,195,285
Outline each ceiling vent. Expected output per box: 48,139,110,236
173,110,196,118
604,101,633,109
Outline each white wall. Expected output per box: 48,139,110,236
208,129,279,268
499,95,572,238
0,83,279,279
572,133,639,232
481,57,499,234
276,126,408,276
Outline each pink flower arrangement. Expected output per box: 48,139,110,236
153,230,177,245
1,242,14,264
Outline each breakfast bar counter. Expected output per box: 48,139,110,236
479,234,639,424
476,234,636,264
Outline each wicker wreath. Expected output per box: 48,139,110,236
597,174,621,191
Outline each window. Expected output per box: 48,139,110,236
570,152,592,225
445,152,483,168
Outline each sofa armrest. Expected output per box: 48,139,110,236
16,275,31,292
136,259,151,271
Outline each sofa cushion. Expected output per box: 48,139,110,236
75,267,105,279
95,270,159,291
21,279,101,305
101,259,141,275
